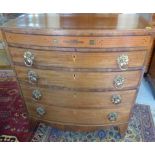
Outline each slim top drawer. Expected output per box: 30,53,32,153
15,66,142,90
26,102,131,125
9,47,146,70
5,32,150,48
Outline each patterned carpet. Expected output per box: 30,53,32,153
0,81,31,142
31,104,155,142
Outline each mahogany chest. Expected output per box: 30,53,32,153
1,13,154,134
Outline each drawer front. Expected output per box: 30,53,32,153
9,47,146,69
5,32,150,48
20,84,137,108
15,66,142,90
26,102,131,125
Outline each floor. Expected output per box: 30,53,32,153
136,77,155,123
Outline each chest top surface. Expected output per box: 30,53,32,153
0,13,153,30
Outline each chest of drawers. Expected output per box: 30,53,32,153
1,13,154,135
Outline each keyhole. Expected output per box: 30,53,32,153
73,92,77,98
72,55,76,62
143,39,148,44
73,74,76,79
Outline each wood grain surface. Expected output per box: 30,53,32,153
5,32,150,48
26,102,131,125
20,84,137,108
14,66,142,90
9,47,146,69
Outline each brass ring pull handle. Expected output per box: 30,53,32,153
111,95,122,105
24,51,34,67
117,54,129,70
108,112,118,121
32,89,42,101
36,107,46,116
28,70,39,84
113,75,124,89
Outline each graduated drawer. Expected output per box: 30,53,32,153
5,32,150,48
15,66,142,90
9,47,146,69
20,84,137,108
26,102,131,125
